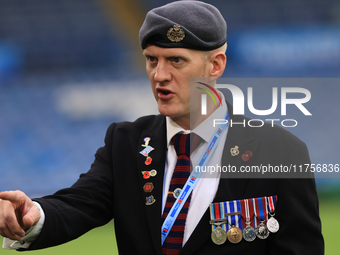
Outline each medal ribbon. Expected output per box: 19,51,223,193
161,106,230,245
240,198,255,229
267,195,278,213
224,200,242,231
209,202,227,231
253,197,268,226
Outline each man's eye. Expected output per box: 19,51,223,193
173,57,182,63
148,56,157,62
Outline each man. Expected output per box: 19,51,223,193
0,1,324,254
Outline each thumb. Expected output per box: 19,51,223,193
22,205,41,229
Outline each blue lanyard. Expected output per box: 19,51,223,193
161,106,230,244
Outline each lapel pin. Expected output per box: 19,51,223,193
142,171,150,179
142,137,151,147
230,146,239,157
150,169,157,177
142,169,157,179
143,182,154,193
242,150,252,162
145,195,156,205
140,137,154,164
145,156,152,165
140,145,154,157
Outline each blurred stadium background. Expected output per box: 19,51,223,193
0,0,339,254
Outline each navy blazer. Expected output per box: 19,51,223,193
28,106,324,254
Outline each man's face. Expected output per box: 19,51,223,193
143,45,208,124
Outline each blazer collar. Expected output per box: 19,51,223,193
137,114,166,255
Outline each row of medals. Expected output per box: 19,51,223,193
210,213,279,245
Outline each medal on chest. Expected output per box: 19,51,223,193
240,198,256,242
266,196,279,233
253,197,270,239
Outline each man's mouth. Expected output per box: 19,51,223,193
157,88,174,100
160,89,170,95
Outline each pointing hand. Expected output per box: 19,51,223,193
0,191,41,241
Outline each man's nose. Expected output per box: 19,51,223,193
154,61,171,83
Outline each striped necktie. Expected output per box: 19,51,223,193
162,133,201,255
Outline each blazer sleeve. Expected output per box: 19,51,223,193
25,123,117,251
268,142,324,255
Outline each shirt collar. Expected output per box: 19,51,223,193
166,91,227,147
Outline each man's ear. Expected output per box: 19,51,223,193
209,52,227,79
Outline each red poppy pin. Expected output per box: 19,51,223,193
145,156,152,165
241,150,252,162
143,171,150,179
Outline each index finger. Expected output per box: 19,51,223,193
0,191,26,203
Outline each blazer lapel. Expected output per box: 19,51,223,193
137,115,167,255
180,103,261,254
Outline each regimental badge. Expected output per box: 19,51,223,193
167,25,185,42
145,195,156,205
230,146,239,157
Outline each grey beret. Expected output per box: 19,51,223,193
139,1,227,50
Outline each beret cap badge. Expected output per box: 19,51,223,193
167,25,185,42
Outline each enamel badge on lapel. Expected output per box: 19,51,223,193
142,169,157,179
242,150,252,162
145,156,152,165
150,169,157,176
230,146,239,157
140,137,154,165
140,145,154,157
145,195,156,205
141,137,151,147
143,182,154,193
142,171,151,179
